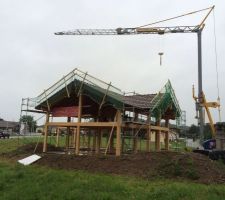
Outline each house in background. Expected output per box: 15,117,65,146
0,118,19,133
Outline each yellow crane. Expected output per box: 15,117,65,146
55,6,217,139
192,85,220,139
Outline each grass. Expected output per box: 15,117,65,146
1,160,225,200
1,138,225,200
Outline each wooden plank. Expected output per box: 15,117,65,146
95,129,101,154
87,130,91,149
66,117,71,152
55,127,59,147
165,119,169,150
43,113,50,152
122,123,169,132
155,120,161,151
47,122,117,127
116,110,122,156
104,114,117,155
75,94,82,155
146,115,151,152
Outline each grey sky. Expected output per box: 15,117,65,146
0,0,224,125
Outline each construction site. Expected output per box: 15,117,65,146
20,68,181,156
18,5,224,158
1,3,225,199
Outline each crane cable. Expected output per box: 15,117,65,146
136,6,213,28
213,9,221,122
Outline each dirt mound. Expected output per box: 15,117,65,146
36,151,225,184
3,143,225,184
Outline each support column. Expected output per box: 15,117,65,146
93,131,96,151
87,129,91,149
73,128,76,148
133,112,138,153
109,132,114,153
116,110,122,156
155,120,161,151
43,112,50,153
165,119,169,150
66,117,71,151
75,94,82,155
56,127,59,147
146,115,151,152
95,128,101,154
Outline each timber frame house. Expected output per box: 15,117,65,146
22,68,182,156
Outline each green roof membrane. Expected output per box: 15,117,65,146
26,68,181,121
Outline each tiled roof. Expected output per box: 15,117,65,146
123,94,157,109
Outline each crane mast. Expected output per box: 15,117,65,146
55,6,215,142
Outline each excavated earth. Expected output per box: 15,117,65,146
2,143,225,184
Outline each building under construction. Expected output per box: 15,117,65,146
22,68,182,156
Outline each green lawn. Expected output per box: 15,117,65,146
1,160,225,200
1,138,224,200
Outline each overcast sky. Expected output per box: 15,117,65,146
0,0,224,125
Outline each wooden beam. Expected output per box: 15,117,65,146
155,120,161,151
116,110,122,156
87,129,91,149
73,128,76,148
165,119,169,150
105,115,117,155
66,117,71,152
93,132,96,151
44,90,50,112
77,72,87,97
63,76,70,98
46,122,117,127
99,82,111,111
95,128,101,154
43,112,50,152
122,123,169,132
146,115,151,152
133,112,138,153
46,121,169,132
55,127,59,147
75,94,82,155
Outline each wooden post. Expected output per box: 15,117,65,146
66,117,71,151
75,94,82,155
73,128,76,148
155,120,161,151
56,127,59,147
133,112,138,153
146,115,151,152
116,110,122,156
95,128,101,154
165,119,169,150
87,129,91,149
109,131,114,153
43,112,50,153
93,131,96,151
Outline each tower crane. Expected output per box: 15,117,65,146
55,6,216,141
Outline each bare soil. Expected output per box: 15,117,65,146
2,143,225,184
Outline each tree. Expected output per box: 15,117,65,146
203,124,212,140
187,124,200,140
20,115,37,132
